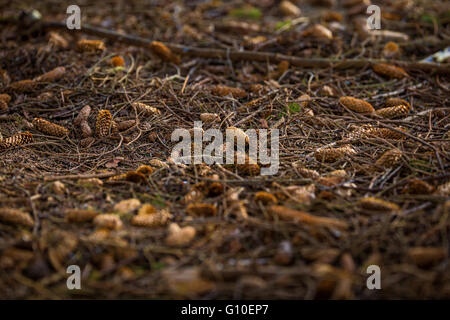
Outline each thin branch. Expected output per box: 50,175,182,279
4,15,449,75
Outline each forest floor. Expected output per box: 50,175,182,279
0,0,449,299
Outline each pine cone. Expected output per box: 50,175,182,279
48,32,68,49
66,209,99,223
402,178,435,195
149,41,181,64
200,113,220,123
124,171,147,183
314,145,356,162
107,171,146,184
79,121,92,138
0,131,33,150
77,39,105,52
317,175,346,187
372,63,408,79
95,109,116,137
107,173,128,182
301,24,333,39
136,165,153,175
385,98,411,110
375,149,402,168
0,94,11,103
211,85,247,98
131,210,171,228
0,94,10,111
339,96,374,113
33,66,66,83
359,197,399,212
226,126,249,144
226,152,260,175
74,105,91,126
0,208,34,228
254,191,278,205
9,79,36,92
93,214,123,230
149,159,169,168
371,128,406,139
132,102,161,116
186,203,217,216
80,136,95,148
408,247,446,267
351,125,406,140
376,105,410,118
295,166,320,180
280,1,301,17
236,157,261,176
32,118,69,137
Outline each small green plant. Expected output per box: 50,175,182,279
421,13,439,25
287,102,301,113
229,6,262,20
275,20,292,31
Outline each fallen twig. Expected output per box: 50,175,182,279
43,171,117,182
3,15,449,75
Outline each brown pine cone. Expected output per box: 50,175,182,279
149,41,181,64
375,149,403,168
131,210,171,228
0,94,10,111
77,39,105,52
376,105,410,118
402,179,435,195
186,203,217,216
132,102,161,116
66,209,99,223
0,131,33,150
79,121,92,138
0,208,34,228
211,85,247,98
33,66,66,83
9,79,36,92
314,145,356,162
372,63,408,79
32,118,69,137
339,96,374,113
95,109,116,137
385,98,411,110
80,136,95,148
359,197,399,212
74,105,91,126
